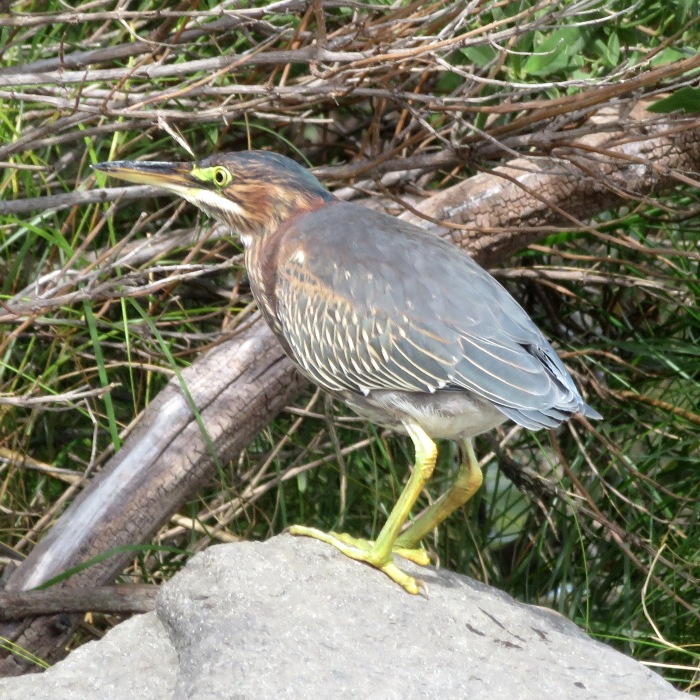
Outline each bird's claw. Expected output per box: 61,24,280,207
289,525,429,595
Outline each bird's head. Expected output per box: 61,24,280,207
94,150,335,245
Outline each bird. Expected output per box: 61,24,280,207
94,150,600,595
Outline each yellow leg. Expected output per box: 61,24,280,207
290,422,437,594
394,438,482,550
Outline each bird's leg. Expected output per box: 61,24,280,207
289,422,437,594
394,438,482,550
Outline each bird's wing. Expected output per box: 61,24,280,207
274,202,593,426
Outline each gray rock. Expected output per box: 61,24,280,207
0,609,177,699
0,536,685,699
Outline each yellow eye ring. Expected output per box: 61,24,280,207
212,166,232,187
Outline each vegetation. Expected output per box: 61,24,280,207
0,0,698,691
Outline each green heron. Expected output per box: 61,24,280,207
95,151,600,594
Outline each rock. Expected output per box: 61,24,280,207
0,609,177,699
0,536,685,699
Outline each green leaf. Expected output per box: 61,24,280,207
648,87,700,114
522,28,584,78
606,32,620,66
592,33,620,69
435,71,462,93
649,47,688,67
460,44,498,68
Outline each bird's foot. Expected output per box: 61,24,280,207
288,525,428,595
330,531,431,566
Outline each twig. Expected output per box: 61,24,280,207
0,586,158,621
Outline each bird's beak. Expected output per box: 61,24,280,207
93,160,194,190
93,159,248,229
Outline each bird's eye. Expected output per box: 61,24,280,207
212,167,231,187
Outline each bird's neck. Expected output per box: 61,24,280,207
233,184,333,241
241,197,332,336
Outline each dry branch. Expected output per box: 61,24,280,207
0,585,158,621
400,104,700,266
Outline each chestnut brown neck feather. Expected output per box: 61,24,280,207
225,181,332,239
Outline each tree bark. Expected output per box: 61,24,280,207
0,586,158,621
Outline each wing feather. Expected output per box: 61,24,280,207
272,202,595,428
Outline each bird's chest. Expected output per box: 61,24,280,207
244,245,285,337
